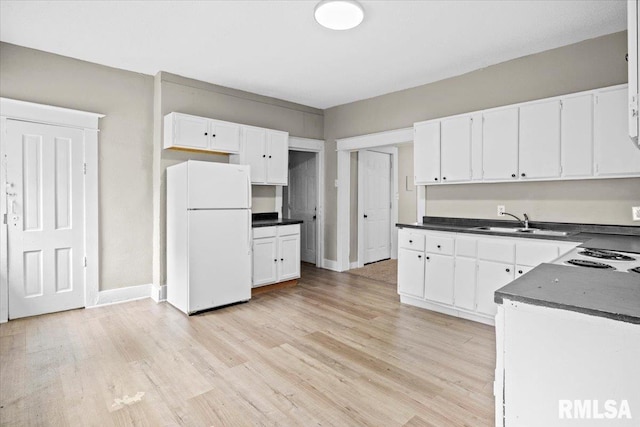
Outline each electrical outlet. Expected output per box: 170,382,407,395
497,205,505,216
633,206,640,221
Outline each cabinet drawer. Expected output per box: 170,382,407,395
478,239,515,263
399,230,426,251
455,236,477,258
516,242,559,266
277,224,300,237
253,226,276,239
425,235,454,255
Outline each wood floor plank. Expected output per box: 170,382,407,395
0,263,495,426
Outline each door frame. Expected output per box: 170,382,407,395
357,147,398,268
0,98,103,323
336,127,412,272
286,136,324,268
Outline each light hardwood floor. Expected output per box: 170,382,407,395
0,264,496,426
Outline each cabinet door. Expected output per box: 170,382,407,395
209,120,240,153
561,95,593,178
173,114,209,150
441,115,472,183
252,237,278,287
471,113,484,181
243,127,267,183
414,122,441,184
515,265,533,278
398,248,425,298
424,253,454,305
519,100,561,179
278,233,300,281
482,108,519,181
454,256,477,311
477,260,515,316
594,87,640,176
266,131,289,185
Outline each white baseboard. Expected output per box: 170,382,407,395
150,284,167,303
93,283,152,307
350,262,358,270
399,295,495,326
323,259,339,271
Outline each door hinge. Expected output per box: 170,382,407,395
83,163,87,175
84,256,87,267
2,213,6,225
559,100,563,110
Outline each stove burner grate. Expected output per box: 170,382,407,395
566,259,615,269
578,249,636,262
629,267,640,274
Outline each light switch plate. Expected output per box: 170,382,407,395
633,206,640,221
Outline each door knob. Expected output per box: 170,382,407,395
313,215,316,220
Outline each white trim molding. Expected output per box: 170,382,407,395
0,98,104,322
335,128,412,272
93,284,152,307
336,127,412,151
151,284,167,302
288,136,326,269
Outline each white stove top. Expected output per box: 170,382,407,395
553,248,640,274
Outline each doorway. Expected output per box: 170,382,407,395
0,98,101,322
359,150,392,265
285,150,318,264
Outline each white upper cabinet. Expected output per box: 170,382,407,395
560,94,593,178
440,115,472,183
164,113,240,153
209,119,241,153
230,126,289,185
266,131,289,185
518,100,561,180
471,113,484,181
414,121,441,184
167,113,209,151
629,0,639,145
594,87,640,176
482,107,519,181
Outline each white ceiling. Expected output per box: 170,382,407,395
0,1,627,109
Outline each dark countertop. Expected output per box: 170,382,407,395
396,216,640,323
252,212,303,228
396,216,640,253
494,264,640,324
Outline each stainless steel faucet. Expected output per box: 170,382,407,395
502,212,530,229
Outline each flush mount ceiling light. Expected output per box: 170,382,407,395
314,0,364,30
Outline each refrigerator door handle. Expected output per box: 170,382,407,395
247,212,252,254
246,170,252,209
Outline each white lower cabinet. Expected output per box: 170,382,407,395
398,248,425,298
397,229,579,325
252,225,300,287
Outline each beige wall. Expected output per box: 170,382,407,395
153,72,324,287
397,144,416,224
324,31,638,262
0,42,154,291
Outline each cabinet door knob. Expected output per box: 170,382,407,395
418,255,422,259
521,173,526,177
442,177,447,180
409,239,413,243
212,134,216,138
269,155,272,158
437,245,441,249
281,258,284,261
426,256,430,260
263,154,266,158
518,270,523,274
434,177,439,181
511,173,516,178
506,268,511,273
274,259,277,263
204,132,208,136
364,214,368,218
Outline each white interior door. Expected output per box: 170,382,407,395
287,151,316,264
5,120,85,319
362,150,391,264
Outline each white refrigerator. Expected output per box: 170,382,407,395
166,160,252,314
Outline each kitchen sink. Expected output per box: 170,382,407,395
472,226,574,237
